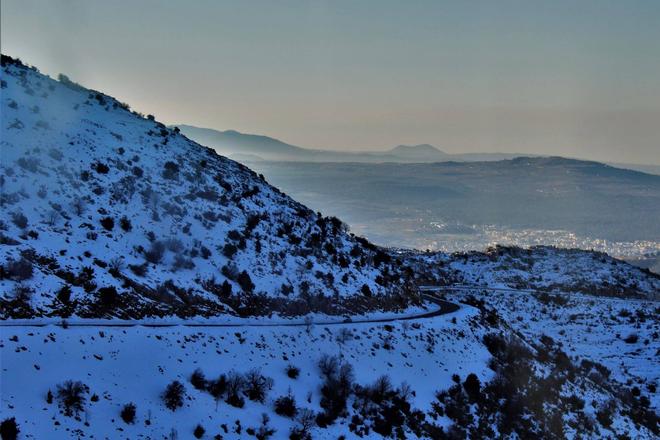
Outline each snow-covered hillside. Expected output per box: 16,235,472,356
2,295,657,439
404,245,660,299
0,55,410,319
450,288,659,409
1,55,658,439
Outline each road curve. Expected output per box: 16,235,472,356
0,293,461,328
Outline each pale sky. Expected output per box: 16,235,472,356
2,0,659,164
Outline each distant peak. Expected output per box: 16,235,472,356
390,144,446,155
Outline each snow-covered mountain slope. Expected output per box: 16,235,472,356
404,245,660,299
0,55,410,319
451,288,660,409
2,295,657,439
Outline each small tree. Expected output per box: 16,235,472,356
57,285,72,304
463,373,481,403
225,371,245,408
290,409,315,440
237,270,254,293
208,374,227,409
98,286,120,309
163,380,185,411
244,369,273,403
56,380,89,417
370,375,393,403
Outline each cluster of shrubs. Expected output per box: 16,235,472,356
430,331,659,438
1,257,33,281
188,367,273,409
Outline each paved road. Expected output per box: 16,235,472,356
0,293,460,328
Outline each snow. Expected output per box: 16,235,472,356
0,306,492,439
1,55,658,439
0,57,407,319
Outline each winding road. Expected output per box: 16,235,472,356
0,292,461,328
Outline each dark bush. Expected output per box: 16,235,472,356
193,424,205,438
144,240,166,264
208,374,227,404
237,271,254,293
623,333,638,344
223,243,238,258
360,284,372,297
57,285,72,304
286,365,300,379
596,401,615,428
56,380,89,417
120,403,136,424
93,162,109,174
98,286,120,308
275,394,297,418
11,212,28,229
11,284,34,302
129,263,148,276
191,369,207,390
463,373,481,403
4,258,33,281
100,216,114,231
163,380,186,411
119,216,132,232
0,417,19,440
163,161,180,179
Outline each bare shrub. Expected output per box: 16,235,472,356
144,240,166,264
244,369,273,403
11,211,28,229
56,380,89,417
4,257,33,281
225,371,245,408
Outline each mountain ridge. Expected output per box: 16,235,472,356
0,55,412,319
176,124,660,175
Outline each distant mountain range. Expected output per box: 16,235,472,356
176,124,660,175
176,124,535,164
243,156,660,254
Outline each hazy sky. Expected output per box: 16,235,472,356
2,0,659,164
